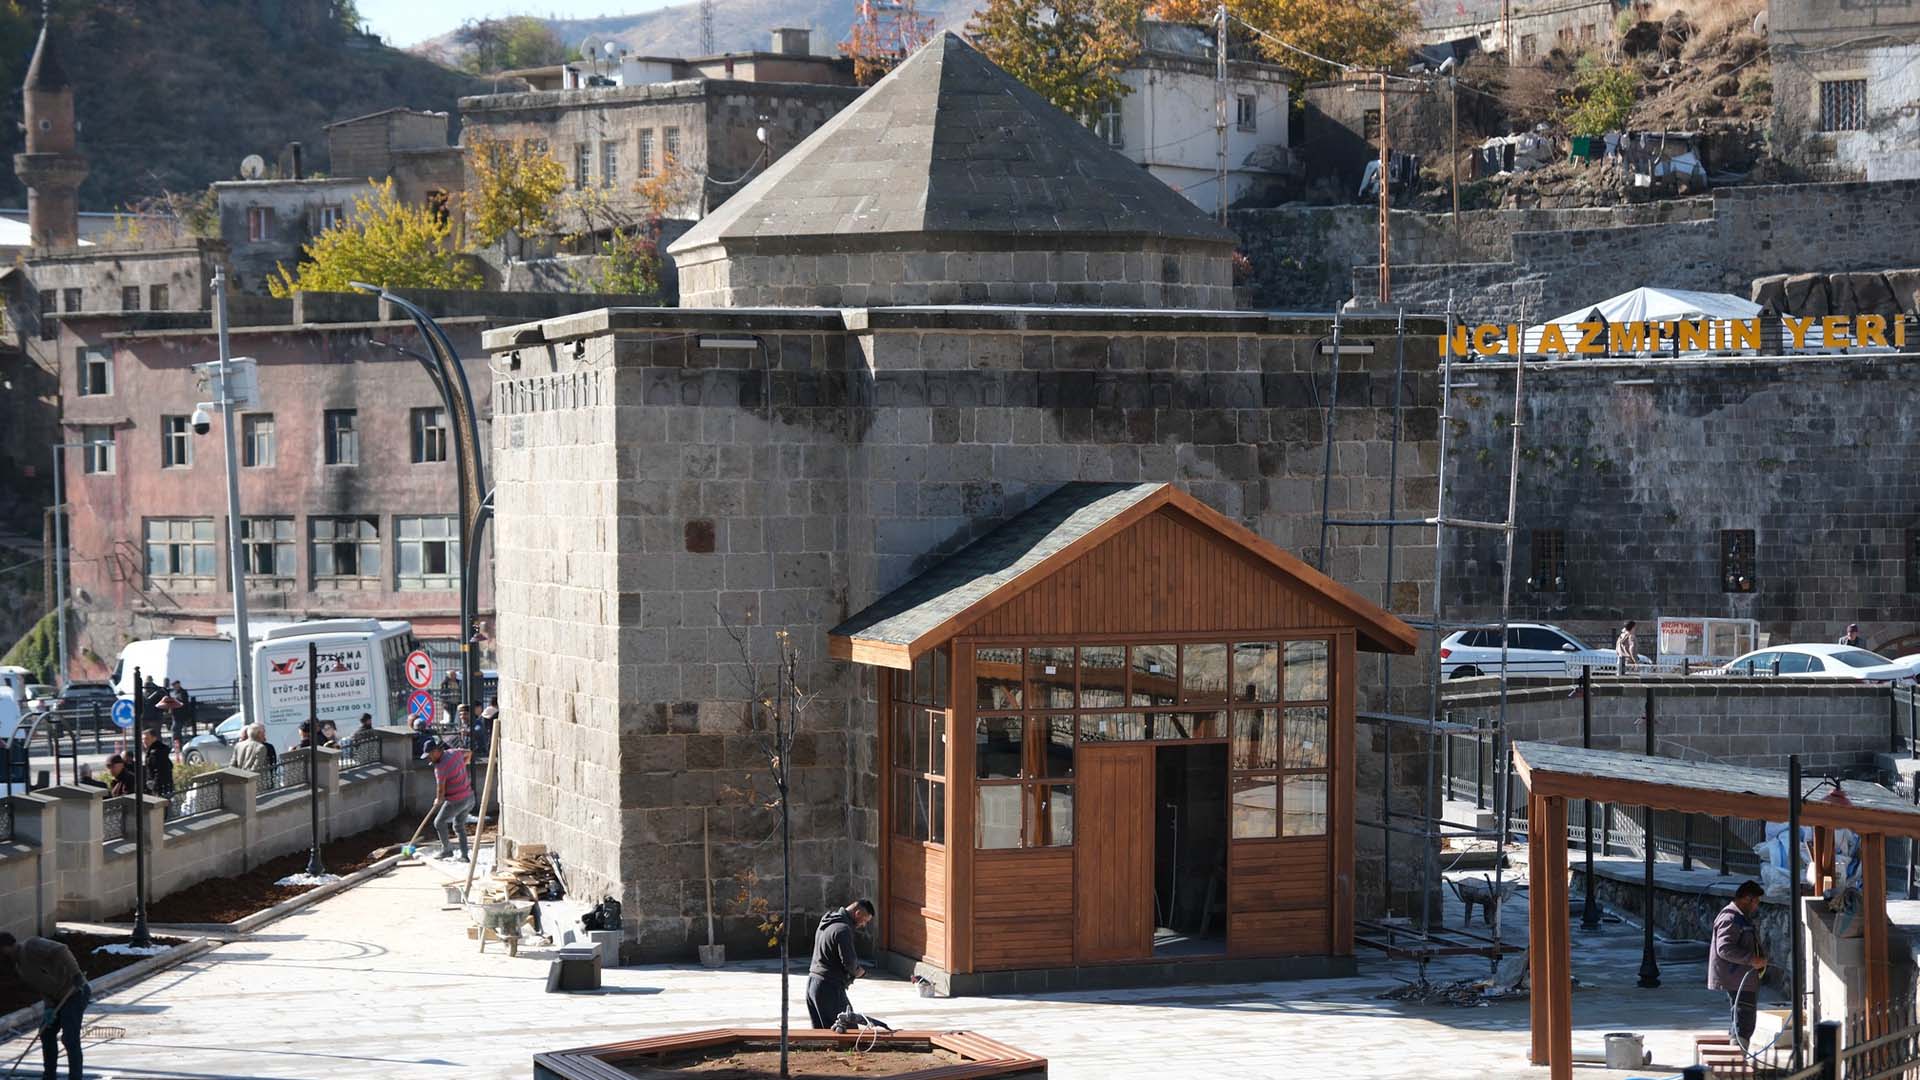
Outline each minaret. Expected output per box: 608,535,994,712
14,14,86,250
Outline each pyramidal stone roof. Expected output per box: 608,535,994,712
24,25,70,93
669,33,1236,256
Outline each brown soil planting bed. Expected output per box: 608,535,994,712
0,931,185,1015
624,1047,962,1078
110,821,409,925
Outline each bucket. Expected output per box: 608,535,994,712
698,944,726,969
1603,1032,1645,1069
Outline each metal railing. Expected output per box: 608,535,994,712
0,800,15,844
339,732,380,771
1841,998,1920,1080
101,798,127,843
255,755,309,799
164,773,225,822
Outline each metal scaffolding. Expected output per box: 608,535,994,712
1316,298,1530,969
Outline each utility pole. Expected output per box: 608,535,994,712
1450,76,1462,259
130,667,151,949
211,269,254,727
1502,0,1512,61
304,641,327,877
1215,3,1229,226
1377,71,1391,305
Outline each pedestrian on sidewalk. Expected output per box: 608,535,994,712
353,713,374,740
1708,880,1768,1047
318,719,341,749
140,726,173,798
231,724,271,777
421,738,475,862
806,898,874,1029
1838,623,1863,647
1615,621,1638,671
167,680,192,756
0,931,89,1080
103,753,130,797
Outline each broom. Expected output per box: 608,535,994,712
372,798,443,861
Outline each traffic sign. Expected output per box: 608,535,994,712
110,698,136,730
404,649,435,690
407,690,436,725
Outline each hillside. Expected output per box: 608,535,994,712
413,0,974,68
0,0,491,211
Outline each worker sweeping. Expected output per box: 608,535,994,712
1708,880,1768,1048
805,898,874,1030
0,932,88,1080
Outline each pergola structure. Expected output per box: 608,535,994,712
1511,741,1920,1080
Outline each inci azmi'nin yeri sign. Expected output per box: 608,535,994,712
1442,315,1910,357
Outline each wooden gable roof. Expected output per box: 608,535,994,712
828,482,1418,669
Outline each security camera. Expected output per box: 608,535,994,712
191,407,212,435
1437,56,1457,75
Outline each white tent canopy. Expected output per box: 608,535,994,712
1523,287,1763,355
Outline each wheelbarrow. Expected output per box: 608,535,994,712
475,899,535,956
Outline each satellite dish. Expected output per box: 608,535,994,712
239,154,267,180
580,35,603,73
602,41,619,59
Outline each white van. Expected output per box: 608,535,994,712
0,667,29,708
112,637,241,704
252,619,418,731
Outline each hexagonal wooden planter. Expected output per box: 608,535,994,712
533,1028,1047,1079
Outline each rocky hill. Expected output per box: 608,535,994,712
411,0,973,68
0,0,490,212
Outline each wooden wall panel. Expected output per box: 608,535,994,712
1229,839,1329,911
888,837,947,964
966,507,1352,639
889,904,948,968
1074,746,1155,963
1229,909,1330,955
972,850,1074,970
975,916,1075,971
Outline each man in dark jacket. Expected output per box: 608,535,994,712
0,931,89,1080
1708,880,1768,1046
806,899,874,1029
140,726,173,798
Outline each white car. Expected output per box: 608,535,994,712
1714,644,1920,681
1439,623,1626,679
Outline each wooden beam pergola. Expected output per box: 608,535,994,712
1511,741,1920,1080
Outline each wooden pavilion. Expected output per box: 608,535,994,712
1512,741,1920,1080
829,482,1417,990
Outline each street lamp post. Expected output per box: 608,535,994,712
129,665,151,949
187,268,260,728
304,641,326,878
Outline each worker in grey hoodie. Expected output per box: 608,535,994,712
1708,880,1768,1046
805,898,874,1029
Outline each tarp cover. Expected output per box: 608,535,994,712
1524,287,1761,354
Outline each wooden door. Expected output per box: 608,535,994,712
1074,745,1155,963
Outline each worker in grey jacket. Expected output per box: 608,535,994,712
1708,881,1768,1046
0,932,88,1080
806,899,874,1029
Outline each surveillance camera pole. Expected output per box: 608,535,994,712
209,268,255,729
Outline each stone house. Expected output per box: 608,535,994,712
1769,0,1920,181
1413,0,1617,60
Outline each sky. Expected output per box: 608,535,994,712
359,0,680,48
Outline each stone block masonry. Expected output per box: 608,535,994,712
488,306,1450,958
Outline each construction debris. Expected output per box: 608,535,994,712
476,844,565,904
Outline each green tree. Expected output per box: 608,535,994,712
464,134,568,257
1562,64,1637,135
1,608,58,687
967,0,1142,121
267,179,479,297
459,16,567,73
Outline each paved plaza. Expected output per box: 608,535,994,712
23,859,1753,1080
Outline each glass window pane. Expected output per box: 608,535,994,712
913,651,933,703
400,544,421,575
909,708,928,775
1234,642,1280,702
193,545,215,576
975,647,1022,710
892,704,914,768
1232,774,1279,838
1285,706,1329,770
1078,646,1126,708
1151,711,1225,740
193,518,213,541
146,545,165,576
1037,716,1074,778
976,717,1023,779
1182,643,1228,703
1283,774,1328,837
1077,713,1146,742
976,785,1022,849
929,781,946,844
927,710,946,776
1285,640,1330,701
1232,708,1277,769
1030,784,1074,847
1131,644,1178,706
1027,646,1075,709
894,775,915,838
914,777,934,841
930,645,949,708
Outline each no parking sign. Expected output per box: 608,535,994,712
407,690,436,726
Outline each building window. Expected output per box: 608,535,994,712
247,206,273,242
1721,529,1756,593
80,425,115,475
120,286,140,312
601,141,618,188
1820,79,1867,132
77,348,111,396
1520,34,1537,60
574,142,590,189
1529,529,1565,592
144,517,215,580
396,515,460,590
61,288,80,313
324,409,358,466
663,126,680,166
149,283,169,311
37,292,55,340
426,189,450,226
1236,93,1257,132
241,413,275,468
316,205,342,231
892,646,950,845
1362,108,1381,142
1092,99,1123,148
410,406,448,463
312,516,380,585
638,129,655,178
240,517,295,578
1580,22,1596,42
528,138,549,157
161,415,193,469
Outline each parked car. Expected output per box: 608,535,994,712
1439,623,1634,679
55,681,117,717
183,710,319,766
0,665,29,705
1710,644,1920,681
22,685,56,713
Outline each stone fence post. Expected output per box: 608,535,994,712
7,793,61,935
208,767,259,872
40,786,103,921
312,746,341,843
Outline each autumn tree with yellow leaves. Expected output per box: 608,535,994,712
967,0,1142,121
464,134,569,258
267,179,480,297
1148,0,1415,82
